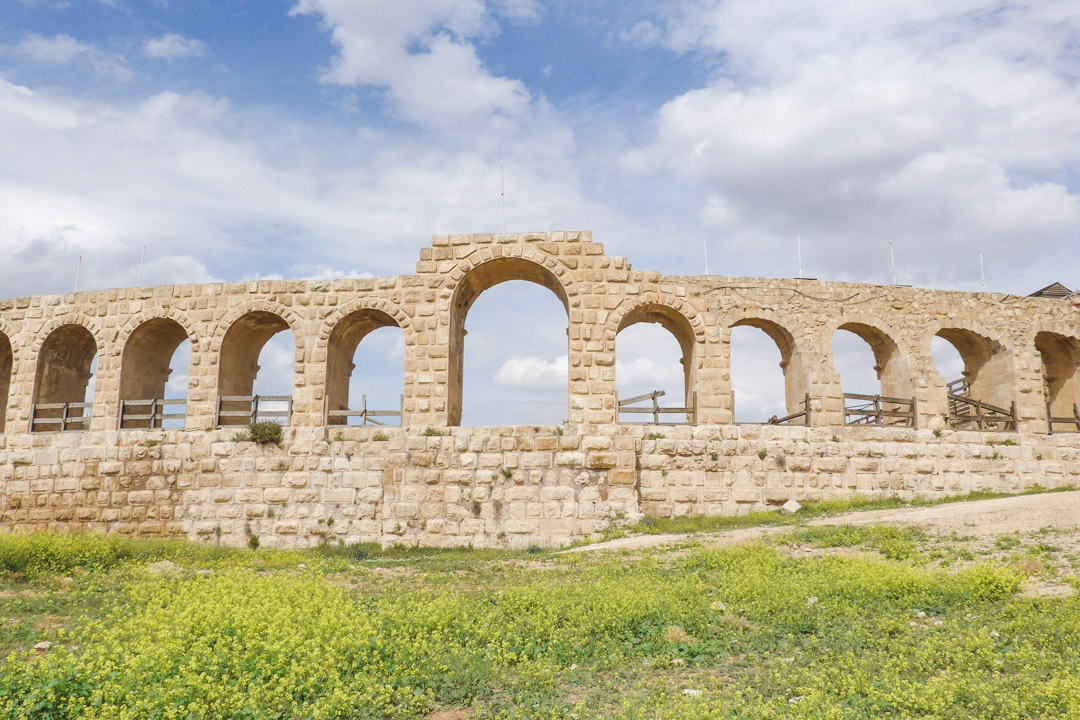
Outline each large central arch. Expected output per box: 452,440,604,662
448,256,570,426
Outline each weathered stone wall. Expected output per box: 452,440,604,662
0,231,1078,547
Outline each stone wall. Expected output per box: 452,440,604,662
1,231,1079,547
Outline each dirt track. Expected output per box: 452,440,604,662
567,491,1080,554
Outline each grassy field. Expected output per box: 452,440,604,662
1,501,1079,718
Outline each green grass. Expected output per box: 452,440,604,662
0,525,1078,718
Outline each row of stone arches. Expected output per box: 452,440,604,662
0,250,1077,432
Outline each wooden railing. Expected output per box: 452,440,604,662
1047,403,1080,434
119,398,186,429
327,394,404,426
31,402,91,432
947,393,1016,431
843,393,916,428
767,393,811,426
617,389,697,425
216,395,292,427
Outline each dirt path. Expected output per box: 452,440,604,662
565,491,1080,554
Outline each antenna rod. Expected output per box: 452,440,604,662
890,240,897,285
138,245,146,286
797,235,803,278
74,256,82,293
500,164,506,233
703,237,710,276
979,251,986,291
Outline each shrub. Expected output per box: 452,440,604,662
248,421,283,446
372,432,390,442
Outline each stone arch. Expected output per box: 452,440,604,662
211,300,306,349
32,322,101,431
446,253,574,426
729,315,806,418
119,317,193,429
930,323,1014,410
607,294,705,416
1034,330,1080,421
323,305,407,425
830,320,914,400
115,308,198,349
316,297,416,346
216,305,302,426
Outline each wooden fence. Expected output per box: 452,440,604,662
616,390,696,425
119,398,186,429
216,395,292,427
767,393,811,426
947,393,1016,432
30,402,91,432
327,394,404,426
843,393,916,428
1047,403,1080,434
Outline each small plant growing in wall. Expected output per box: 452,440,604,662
373,432,390,442
471,500,482,517
499,467,514,479
332,432,346,442
933,428,942,438
423,427,446,437
757,450,768,460
831,435,840,443
248,421,283,446
647,432,665,440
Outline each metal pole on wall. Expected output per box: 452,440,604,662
979,251,986,291
890,240,897,285
797,235,803,278
74,256,82,293
138,245,145,286
703,237,710,275
500,164,506,233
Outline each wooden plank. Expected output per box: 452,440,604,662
619,390,665,406
843,393,914,404
219,395,254,402
366,410,402,417
844,409,916,419
619,407,691,414
32,403,69,410
31,417,64,425
218,410,256,417
255,395,292,402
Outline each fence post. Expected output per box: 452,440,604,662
804,393,811,426
61,402,69,433
1074,404,1080,433
652,392,659,425
251,395,259,425
119,400,126,431
1010,401,1018,432
362,394,367,426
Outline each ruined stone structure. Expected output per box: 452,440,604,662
1,232,1079,548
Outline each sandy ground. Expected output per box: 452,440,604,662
566,491,1080,554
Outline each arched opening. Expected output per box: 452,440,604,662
119,318,190,429
450,258,569,426
32,324,97,432
217,311,295,427
730,319,805,424
326,309,404,426
1035,332,1080,431
832,323,914,427
616,304,696,424
933,328,1015,430
0,333,11,433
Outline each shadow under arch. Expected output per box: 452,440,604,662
448,256,570,426
33,324,98,432
218,310,297,426
0,331,11,433
730,317,804,419
933,326,1014,411
326,308,403,425
616,303,698,416
1035,331,1080,422
120,317,191,429
834,321,914,399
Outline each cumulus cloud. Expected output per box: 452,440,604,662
495,354,568,389
143,33,207,60
290,0,531,131
13,33,132,79
625,0,1080,287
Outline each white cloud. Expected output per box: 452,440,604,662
13,33,133,80
143,33,207,60
290,0,531,131
626,0,1080,286
495,354,568,389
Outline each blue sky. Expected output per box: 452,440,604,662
4,0,1079,424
